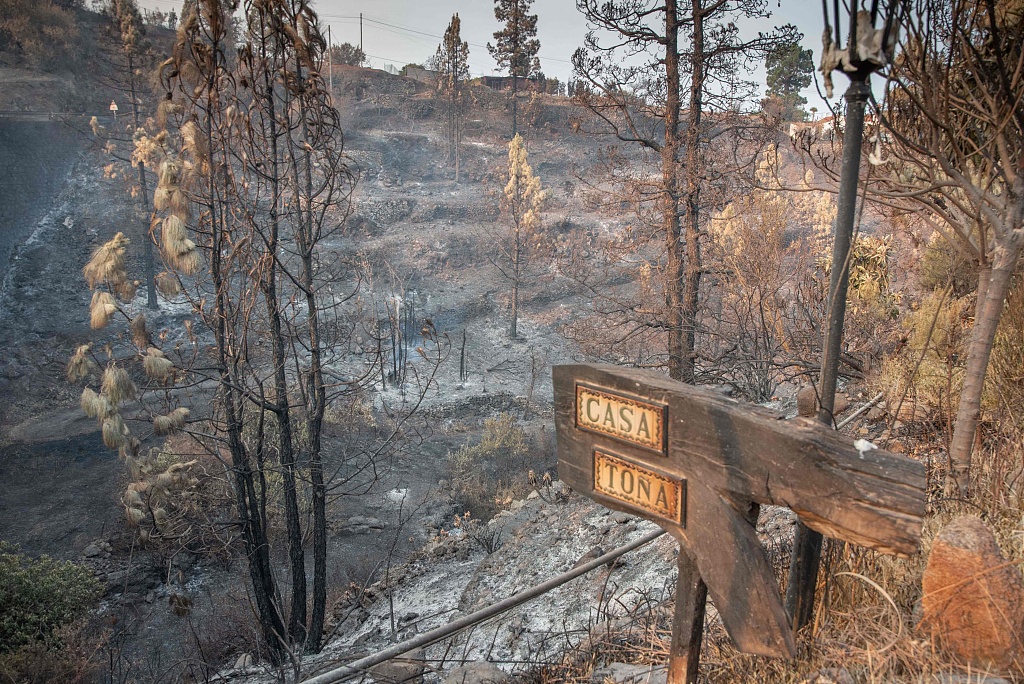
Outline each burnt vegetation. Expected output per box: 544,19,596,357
0,0,1023,681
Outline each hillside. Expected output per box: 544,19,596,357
2,5,1023,683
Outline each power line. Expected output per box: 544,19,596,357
319,12,575,66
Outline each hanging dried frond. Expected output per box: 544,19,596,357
143,347,175,381
123,487,144,509
67,344,98,381
153,187,171,211
115,279,138,302
173,248,201,276
101,365,137,404
153,407,189,435
103,414,129,449
89,116,106,137
162,215,187,251
82,388,115,422
90,290,118,329
181,120,209,164
81,387,100,417
125,506,146,525
158,158,182,188
130,315,152,349
169,189,192,219
156,271,181,297
154,471,174,493
84,233,130,288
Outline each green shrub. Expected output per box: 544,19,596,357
918,233,976,298
447,413,531,520
0,542,102,653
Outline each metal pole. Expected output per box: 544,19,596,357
327,25,333,101
300,530,665,684
785,75,872,631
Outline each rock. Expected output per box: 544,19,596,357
442,662,509,684
796,386,818,417
83,542,102,558
233,652,255,670
797,387,849,418
370,647,425,684
801,668,854,684
590,662,666,684
920,515,1024,670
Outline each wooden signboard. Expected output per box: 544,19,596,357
554,364,926,682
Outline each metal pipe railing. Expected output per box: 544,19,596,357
301,529,667,684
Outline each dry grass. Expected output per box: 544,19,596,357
521,456,1024,683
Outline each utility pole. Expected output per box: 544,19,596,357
359,13,363,52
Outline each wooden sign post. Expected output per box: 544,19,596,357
554,364,926,682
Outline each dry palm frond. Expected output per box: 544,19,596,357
102,414,129,449
90,290,118,329
67,344,98,381
143,348,175,381
155,271,181,297
115,279,138,302
101,365,137,404
153,407,189,434
131,315,152,349
83,233,129,288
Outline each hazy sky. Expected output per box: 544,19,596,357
134,0,846,113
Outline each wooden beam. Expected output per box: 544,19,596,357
554,365,926,557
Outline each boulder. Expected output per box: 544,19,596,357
797,386,818,417
233,652,255,670
797,387,849,418
370,647,425,684
920,515,1024,670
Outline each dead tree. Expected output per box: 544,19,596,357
572,0,798,383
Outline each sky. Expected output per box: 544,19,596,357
133,0,849,114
